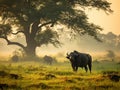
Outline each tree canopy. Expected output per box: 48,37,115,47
0,0,113,57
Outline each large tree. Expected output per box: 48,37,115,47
0,0,112,57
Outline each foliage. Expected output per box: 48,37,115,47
0,0,113,56
76,32,120,53
35,28,60,47
106,50,115,61
100,32,120,50
11,55,19,62
0,24,12,37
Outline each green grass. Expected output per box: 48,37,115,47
0,60,120,90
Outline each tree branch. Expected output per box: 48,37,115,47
39,21,54,28
12,31,24,35
0,36,25,49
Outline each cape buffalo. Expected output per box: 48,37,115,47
66,50,92,73
43,55,57,65
43,55,53,65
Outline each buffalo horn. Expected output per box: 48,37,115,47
66,52,69,56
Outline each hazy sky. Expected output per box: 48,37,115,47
88,0,120,35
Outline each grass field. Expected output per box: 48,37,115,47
0,60,120,90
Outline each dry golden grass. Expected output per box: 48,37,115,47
0,60,120,90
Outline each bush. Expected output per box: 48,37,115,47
11,55,19,62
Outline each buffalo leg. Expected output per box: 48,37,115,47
75,66,78,72
71,64,76,71
88,64,92,73
84,66,88,72
88,55,92,73
88,65,91,73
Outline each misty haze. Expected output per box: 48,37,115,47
0,0,120,90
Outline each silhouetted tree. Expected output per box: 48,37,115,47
98,32,120,51
106,50,115,61
0,0,112,57
11,54,19,62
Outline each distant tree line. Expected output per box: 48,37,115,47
99,32,120,51
77,32,120,52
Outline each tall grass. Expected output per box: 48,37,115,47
0,59,120,90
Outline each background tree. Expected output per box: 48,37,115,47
0,0,112,57
106,50,115,61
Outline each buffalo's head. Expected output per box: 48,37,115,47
66,52,77,62
66,53,70,59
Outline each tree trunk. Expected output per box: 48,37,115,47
24,46,36,57
23,21,39,59
24,38,37,59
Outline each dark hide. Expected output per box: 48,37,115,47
43,55,53,65
66,50,92,73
